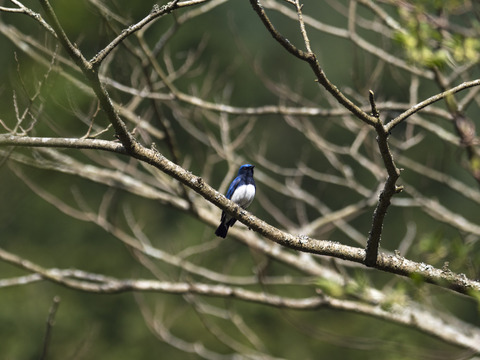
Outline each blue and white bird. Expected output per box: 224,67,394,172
215,164,256,238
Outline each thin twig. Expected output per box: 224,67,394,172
89,1,181,67
39,296,61,360
294,0,312,53
369,90,379,118
0,0,56,37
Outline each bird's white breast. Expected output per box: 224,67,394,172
231,184,256,208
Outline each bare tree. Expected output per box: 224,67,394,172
0,0,479,358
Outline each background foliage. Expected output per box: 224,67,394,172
1,0,480,359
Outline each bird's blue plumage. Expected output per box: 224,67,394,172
215,164,256,238
226,177,241,199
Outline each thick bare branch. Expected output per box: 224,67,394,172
2,136,479,294
0,135,126,153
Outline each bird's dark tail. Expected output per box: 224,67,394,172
215,223,228,238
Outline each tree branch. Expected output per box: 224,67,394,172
89,1,181,67
0,0,56,37
1,134,479,294
39,296,60,360
248,0,377,126
0,135,126,153
386,79,480,132
1,247,479,352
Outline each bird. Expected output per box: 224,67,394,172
215,164,256,238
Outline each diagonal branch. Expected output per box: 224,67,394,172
249,0,402,267
37,0,91,70
2,133,480,295
248,0,377,126
386,79,480,132
0,0,56,37
37,0,135,150
89,1,181,67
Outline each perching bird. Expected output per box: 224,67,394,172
215,164,256,238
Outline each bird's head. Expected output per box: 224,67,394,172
238,164,255,175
